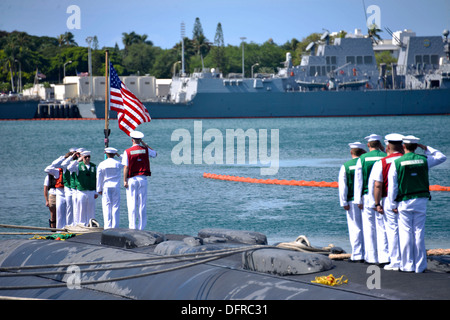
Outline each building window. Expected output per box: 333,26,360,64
364,56,373,64
415,55,440,66
346,56,355,64
415,55,422,64
326,56,337,65
431,55,439,65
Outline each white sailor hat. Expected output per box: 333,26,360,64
104,147,118,154
130,130,144,139
364,134,383,142
402,135,420,144
76,148,86,153
81,150,91,156
385,133,404,142
348,142,366,149
69,147,77,152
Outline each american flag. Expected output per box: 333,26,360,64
109,63,151,136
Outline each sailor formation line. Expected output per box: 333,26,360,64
203,173,450,192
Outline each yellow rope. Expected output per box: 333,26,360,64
311,274,348,286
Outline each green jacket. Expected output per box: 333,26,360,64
394,152,429,202
359,149,386,195
75,162,96,191
343,158,358,201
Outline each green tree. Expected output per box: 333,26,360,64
210,23,226,72
192,18,210,59
123,43,161,75
367,24,382,44
151,49,179,78
122,32,153,51
192,18,204,42
57,32,78,47
375,51,397,72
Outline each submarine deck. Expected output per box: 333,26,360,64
0,230,449,302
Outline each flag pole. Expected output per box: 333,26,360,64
104,49,110,150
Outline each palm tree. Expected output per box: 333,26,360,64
3,36,19,91
367,24,382,44
193,34,211,58
122,32,152,50
56,32,78,46
64,32,78,46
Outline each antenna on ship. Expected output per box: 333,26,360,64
181,22,185,76
86,36,94,100
320,29,330,45
443,29,450,60
305,42,316,55
385,27,405,47
362,0,368,27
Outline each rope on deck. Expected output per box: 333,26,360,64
0,244,270,291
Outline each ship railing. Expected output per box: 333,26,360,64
0,95,40,103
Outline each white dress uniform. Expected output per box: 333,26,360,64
338,142,366,261
369,133,405,270
387,136,447,273
96,147,123,229
61,148,85,226
60,156,74,226
354,134,387,264
44,162,67,229
67,151,97,226
122,131,157,230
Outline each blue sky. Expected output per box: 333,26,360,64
1,0,449,49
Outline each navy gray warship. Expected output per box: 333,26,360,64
1,28,450,120
94,28,450,120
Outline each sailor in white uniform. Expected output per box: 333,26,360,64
46,149,79,228
62,147,77,226
62,148,85,226
67,150,98,226
96,147,123,229
387,135,446,273
122,131,157,230
370,133,404,271
338,142,366,262
354,134,387,264
44,158,67,229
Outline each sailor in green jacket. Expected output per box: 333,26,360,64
338,142,367,262
67,150,98,226
387,136,446,273
354,134,387,264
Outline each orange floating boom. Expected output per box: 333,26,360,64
203,173,450,191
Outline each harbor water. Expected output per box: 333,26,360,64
0,116,449,252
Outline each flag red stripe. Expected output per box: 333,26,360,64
109,65,151,136
122,96,149,123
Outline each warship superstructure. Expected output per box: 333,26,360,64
94,28,450,119
2,28,449,119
